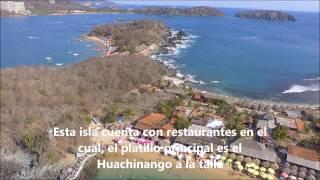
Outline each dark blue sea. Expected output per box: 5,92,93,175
1,9,319,104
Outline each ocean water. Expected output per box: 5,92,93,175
1,9,319,104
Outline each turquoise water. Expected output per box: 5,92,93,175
1,9,319,104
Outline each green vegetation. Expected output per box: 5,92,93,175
22,131,48,154
123,108,135,120
101,104,118,124
174,117,191,130
224,106,245,134
84,115,91,124
102,111,117,124
158,97,183,118
88,20,169,54
272,126,289,144
23,132,34,152
210,99,230,116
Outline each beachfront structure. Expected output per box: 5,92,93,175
174,124,224,147
191,115,224,129
134,112,166,130
230,138,278,162
0,1,28,14
133,112,174,137
286,145,320,171
275,116,304,132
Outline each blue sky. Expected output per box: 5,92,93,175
112,1,320,12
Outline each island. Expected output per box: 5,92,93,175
87,20,189,56
134,6,224,16
235,10,296,22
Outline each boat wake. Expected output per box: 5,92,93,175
282,83,320,94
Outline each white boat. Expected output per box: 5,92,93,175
55,63,63,66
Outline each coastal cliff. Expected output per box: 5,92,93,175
135,6,224,16
235,10,296,22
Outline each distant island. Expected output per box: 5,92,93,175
134,6,224,16
235,10,296,22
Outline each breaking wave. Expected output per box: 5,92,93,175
282,83,320,94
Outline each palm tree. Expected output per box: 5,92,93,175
174,117,190,130
158,102,173,118
272,126,288,145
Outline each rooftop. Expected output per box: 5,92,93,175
134,112,167,131
287,145,320,171
276,116,296,129
174,124,224,146
256,119,276,129
230,138,278,162
287,145,318,161
295,119,304,131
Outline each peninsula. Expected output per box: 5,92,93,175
235,10,296,22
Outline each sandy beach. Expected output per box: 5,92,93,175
94,151,248,180
84,35,105,47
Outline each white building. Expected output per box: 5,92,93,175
49,0,56,4
0,1,28,14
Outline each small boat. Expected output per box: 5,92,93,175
55,63,63,66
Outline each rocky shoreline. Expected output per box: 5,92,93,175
148,28,318,111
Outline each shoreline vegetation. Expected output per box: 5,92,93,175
1,15,319,180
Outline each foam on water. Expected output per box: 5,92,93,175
282,83,320,94
303,77,320,81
